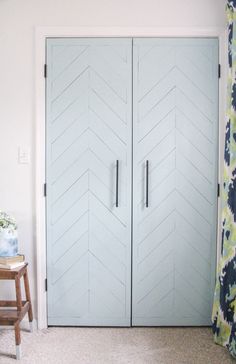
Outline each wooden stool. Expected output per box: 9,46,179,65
0,263,33,360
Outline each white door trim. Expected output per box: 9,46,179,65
35,26,227,329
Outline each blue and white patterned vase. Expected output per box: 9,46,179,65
0,229,18,256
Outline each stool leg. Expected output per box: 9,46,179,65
15,276,22,312
15,277,22,359
23,268,33,332
14,321,21,360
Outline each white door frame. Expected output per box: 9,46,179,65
35,26,227,329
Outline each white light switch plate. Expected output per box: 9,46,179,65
18,146,30,164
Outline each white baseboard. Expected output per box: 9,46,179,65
0,318,38,331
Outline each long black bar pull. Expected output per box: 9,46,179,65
116,160,119,207
146,160,149,208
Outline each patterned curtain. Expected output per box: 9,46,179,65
212,0,236,358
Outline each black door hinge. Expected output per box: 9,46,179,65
217,183,220,197
218,64,221,79
44,64,47,78
45,278,48,292
44,183,47,197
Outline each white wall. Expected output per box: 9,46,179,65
0,0,226,321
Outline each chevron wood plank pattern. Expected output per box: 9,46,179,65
132,38,218,326
46,38,132,326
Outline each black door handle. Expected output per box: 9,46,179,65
146,160,149,208
116,160,119,207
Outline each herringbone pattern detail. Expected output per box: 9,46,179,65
46,39,132,325
132,39,218,326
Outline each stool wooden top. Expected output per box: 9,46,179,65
0,263,28,279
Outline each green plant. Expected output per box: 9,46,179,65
0,211,17,231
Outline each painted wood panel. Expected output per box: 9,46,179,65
132,38,219,326
46,38,132,326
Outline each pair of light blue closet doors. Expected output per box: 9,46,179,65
46,38,218,326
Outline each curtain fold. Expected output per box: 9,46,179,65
212,0,236,358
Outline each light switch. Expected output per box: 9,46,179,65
18,146,30,164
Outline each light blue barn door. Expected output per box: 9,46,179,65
46,38,132,326
132,38,219,326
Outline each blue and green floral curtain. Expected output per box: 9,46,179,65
212,0,236,358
